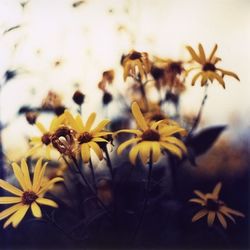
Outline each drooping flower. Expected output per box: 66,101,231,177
64,110,111,163
27,114,66,159
122,50,151,81
186,44,239,88
117,102,187,165
189,182,245,229
0,158,63,228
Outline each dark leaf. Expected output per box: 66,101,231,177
186,125,227,157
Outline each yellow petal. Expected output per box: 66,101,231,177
117,137,141,155
30,137,41,145
11,162,26,191
139,142,150,165
191,72,202,86
163,136,187,153
160,142,182,158
93,131,112,137
217,212,227,229
35,122,47,134
207,211,216,227
26,144,41,157
33,164,46,193
36,197,58,208
92,137,108,143
45,145,51,159
151,142,161,163
85,113,96,132
81,143,90,163
160,126,186,137
64,110,80,131
0,197,22,204
0,203,23,220
91,119,110,134
32,158,43,189
212,182,222,199
129,144,140,165
115,129,142,136
21,159,32,190
198,43,206,64
0,180,23,196
222,206,245,217
31,202,42,218
216,68,240,81
208,44,218,62
9,204,29,228
193,190,206,200
210,72,225,88
192,209,208,222
37,177,63,195
188,198,205,205
186,45,202,64
219,210,235,223
131,102,148,131
88,141,103,161
76,114,85,131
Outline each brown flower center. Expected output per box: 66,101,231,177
41,133,51,145
142,129,160,141
206,198,222,211
78,132,92,144
22,191,38,205
129,51,142,60
203,63,216,72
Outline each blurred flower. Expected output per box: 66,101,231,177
98,70,115,91
41,91,62,110
64,111,111,163
72,90,85,106
117,102,187,165
0,158,63,228
122,50,151,81
102,91,113,106
190,182,245,229
25,111,38,125
186,44,239,88
27,114,66,159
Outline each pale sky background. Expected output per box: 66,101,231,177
0,0,249,160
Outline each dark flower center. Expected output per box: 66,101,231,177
168,62,182,74
78,132,92,144
129,51,142,60
41,133,51,145
203,63,216,72
142,129,160,141
22,191,38,205
206,198,221,211
151,114,165,121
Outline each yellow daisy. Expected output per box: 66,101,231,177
117,102,187,165
27,114,65,159
0,158,63,228
64,110,111,163
186,44,239,88
122,50,151,81
190,182,245,229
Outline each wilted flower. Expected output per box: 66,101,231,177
117,102,187,165
190,182,245,229
98,70,115,91
27,114,66,159
0,159,63,228
122,50,151,81
25,111,38,125
41,91,62,110
186,44,239,88
64,110,111,163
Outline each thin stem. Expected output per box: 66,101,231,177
89,157,96,190
188,84,208,137
103,146,114,180
70,156,112,217
131,152,153,243
135,76,149,112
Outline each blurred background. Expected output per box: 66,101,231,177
0,0,249,174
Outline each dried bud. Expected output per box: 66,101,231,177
102,92,113,106
25,111,38,125
72,90,85,105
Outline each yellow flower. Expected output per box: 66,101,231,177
117,102,187,165
27,114,65,159
189,182,245,229
64,110,111,163
0,158,63,228
186,44,239,88
122,50,151,81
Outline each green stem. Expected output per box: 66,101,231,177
131,152,153,243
